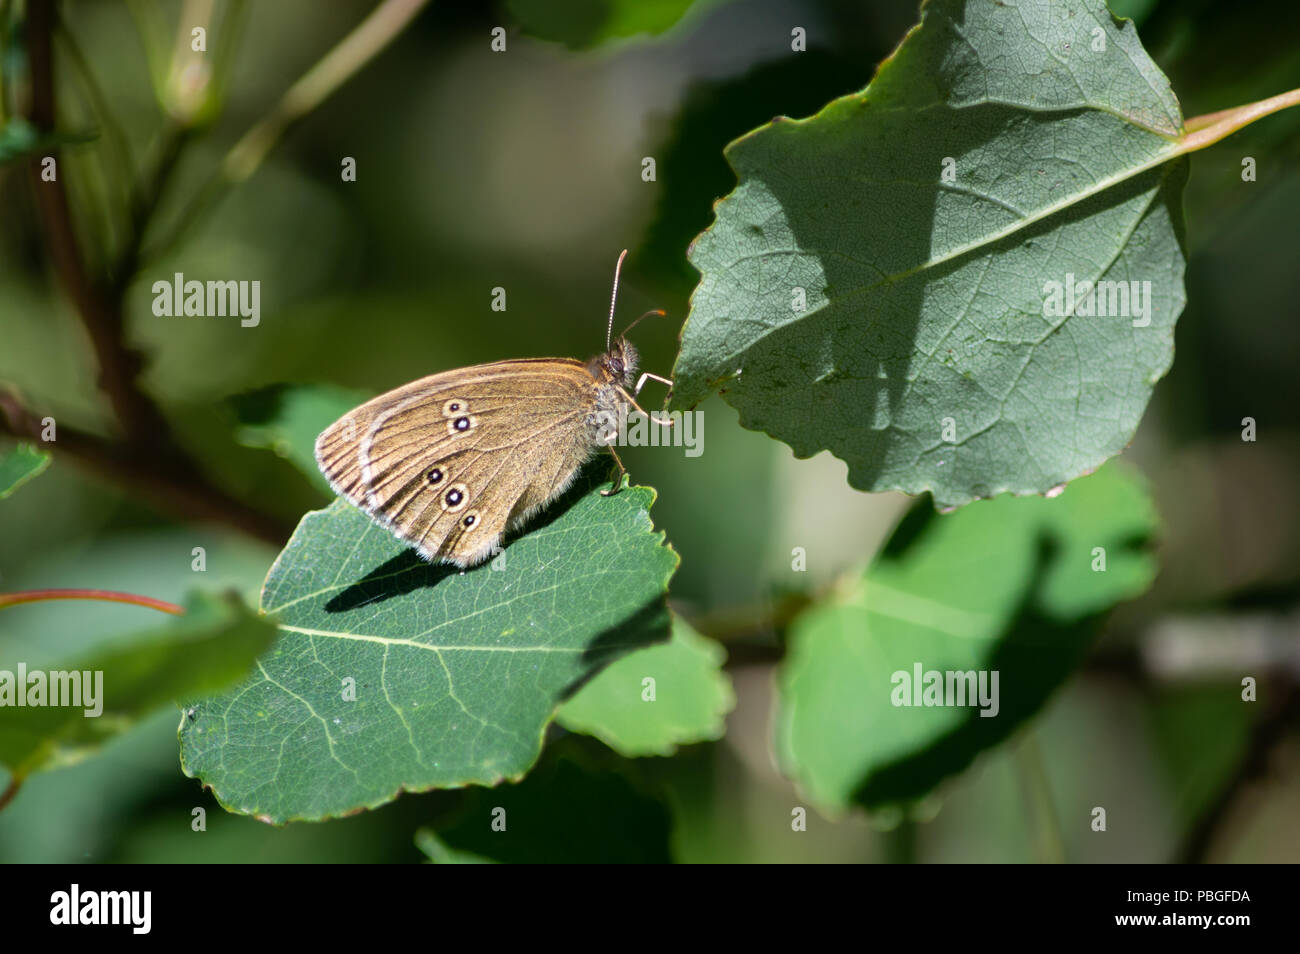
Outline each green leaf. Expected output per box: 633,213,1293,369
507,0,706,50
229,384,367,495
180,468,679,823
637,51,878,296
0,591,276,779
673,0,1187,509
0,443,50,498
557,614,734,756
775,462,1158,814
418,744,673,862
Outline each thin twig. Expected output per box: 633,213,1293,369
0,776,21,813
109,122,190,291
0,389,293,546
146,0,431,257
14,2,293,545
55,17,136,195
1015,730,1066,863
0,588,184,614
24,0,170,448
9,0,430,549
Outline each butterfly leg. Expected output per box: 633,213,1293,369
633,372,673,397
617,385,676,428
600,446,628,496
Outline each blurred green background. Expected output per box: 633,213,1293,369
1,0,1298,862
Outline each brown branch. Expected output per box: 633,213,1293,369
12,1,291,547
0,390,293,546
110,124,189,294
0,776,21,813
24,0,170,449
10,2,425,551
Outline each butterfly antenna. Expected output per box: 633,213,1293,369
619,308,667,339
606,248,628,350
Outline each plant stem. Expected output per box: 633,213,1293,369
24,0,169,447
147,0,430,256
12,1,294,546
0,389,295,545
0,588,184,614
223,0,429,183
1179,86,1300,151
1015,730,1066,864
0,776,21,812
7,0,428,547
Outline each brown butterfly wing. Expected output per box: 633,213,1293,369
315,359,603,566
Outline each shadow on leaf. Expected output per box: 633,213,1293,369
324,459,629,612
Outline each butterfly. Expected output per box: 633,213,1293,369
314,251,671,567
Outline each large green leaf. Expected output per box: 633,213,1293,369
557,614,734,756
225,381,719,762
637,50,880,296
0,443,50,498
0,591,275,779
775,462,1157,814
227,383,714,762
673,0,1187,508
180,469,678,823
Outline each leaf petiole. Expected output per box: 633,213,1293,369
0,588,183,615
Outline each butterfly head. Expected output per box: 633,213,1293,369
593,336,638,391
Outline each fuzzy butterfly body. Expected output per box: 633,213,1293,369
315,338,640,567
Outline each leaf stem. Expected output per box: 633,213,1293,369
1014,730,1066,864
0,775,21,812
0,588,184,614
1179,86,1300,150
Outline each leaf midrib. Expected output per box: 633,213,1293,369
277,624,649,654
695,144,1182,385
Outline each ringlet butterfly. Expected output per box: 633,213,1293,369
315,251,671,567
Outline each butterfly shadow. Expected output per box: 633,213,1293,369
558,598,673,702
324,461,616,613
325,550,460,612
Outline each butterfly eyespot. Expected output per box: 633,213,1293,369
442,399,468,416
441,483,469,512
461,512,479,529
447,414,476,436
426,467,445,485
